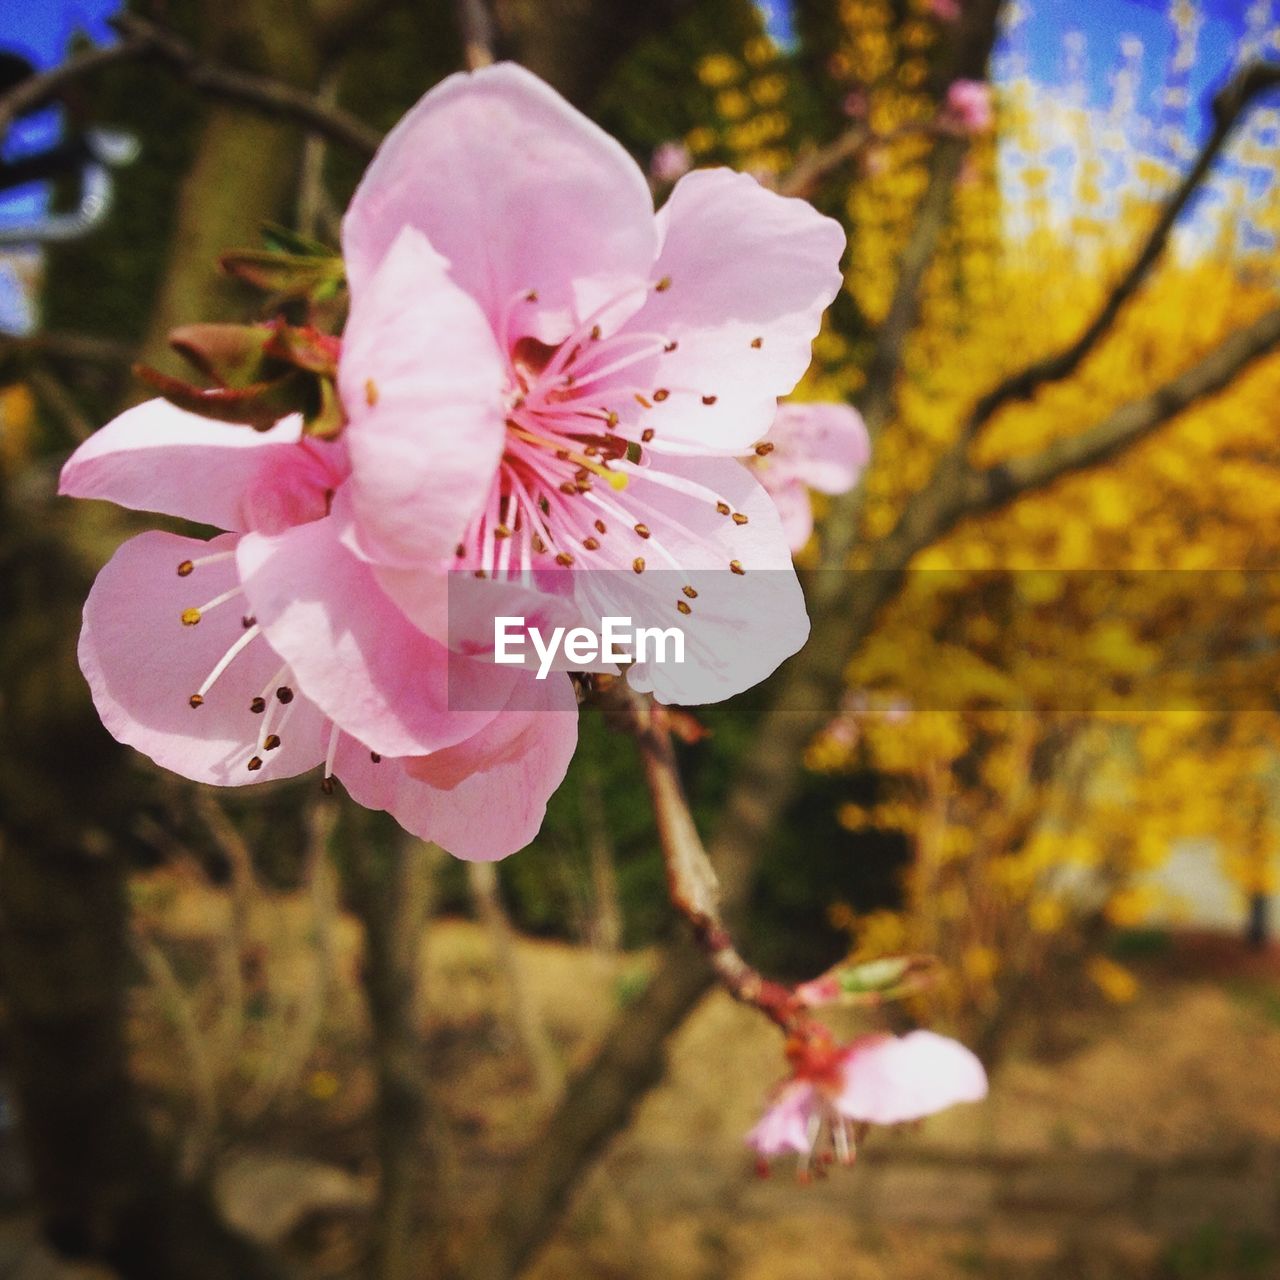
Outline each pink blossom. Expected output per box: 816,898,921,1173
841,89,868,120
338,64,845,705
650,140,692,184
751,401,870,551
59,402,577,860
940,79,994,136
59,64,846,855
747,1027,987,1171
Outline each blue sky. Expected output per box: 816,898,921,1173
0,0,1272,248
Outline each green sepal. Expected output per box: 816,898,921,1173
303,375,346,440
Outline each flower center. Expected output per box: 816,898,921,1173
450,280,751,608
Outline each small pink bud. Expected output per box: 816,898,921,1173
939,79,994,136
842,89,868,119
650,140,692,183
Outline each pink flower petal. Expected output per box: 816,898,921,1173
595,456,810,704
336,671,578,861
835,1030,988,1126
766,402,871,494
236,514,510,759
340,227,507,570
746,1081,819,1157
342,63,657,345
609,168,844,455
79,531,327,785
758,475,815,553
58,400,340,533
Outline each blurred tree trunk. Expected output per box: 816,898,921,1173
0,499,288,1279
492,0,697,105
0,4,347,1273
136,2,325,375
344,824,454,1280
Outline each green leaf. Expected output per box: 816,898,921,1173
220,250,345,297
259,222,337,258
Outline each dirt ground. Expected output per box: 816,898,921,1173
3,874,1279,1279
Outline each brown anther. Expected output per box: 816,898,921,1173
574,467,589,482
181,608,201,626
494,524,512,539
555,552,575,566
532,534,547,554
539,497,551,515
633,557,646,574
582,537,600,551
584,446,600,458
263,734,281,751
241,615,256,629
177,559,194,577
456,543,467,558
702,394,718,406
576,480,592,493
250,697,266,714
559,480,577,495
750,336,763,349
606,410,619,429
682,585,698,599
754,441,775,456
653,388,670,402
594,519,607,534
590,324,602,340
676,600,692,615
276,686,294,704
365,378,379,407
635,393,652,409
556,448,571,461
474,569,488,578
370,751,382,763
641,428,655,443
716,500,732,515
188,693,204,709
247,756,263,772
730,559,745,575
663,340,678,352
634,523,651,539
320,776,335,795
732,512,749,525
525,289,539,302
655,275,672,292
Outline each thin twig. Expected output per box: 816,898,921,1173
0,15,382,158
133,931,220,1176
0,35,153,140
295,68,344,240
778,121,936,200
777,124,872,199
963,303,1280,512
577,756,623,952
602,683,797,1031
467,861,563,1101
25,366,93,441
455,0,497,70
0,331,134,367
111,14,381,157
962,60,1280,441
